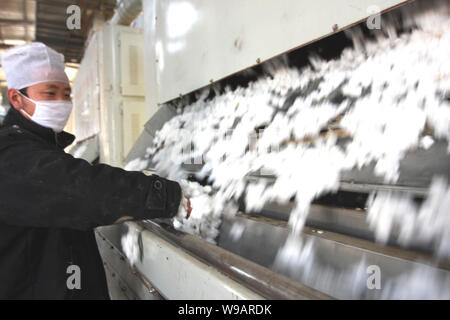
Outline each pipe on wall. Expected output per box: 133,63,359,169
110,0,142,26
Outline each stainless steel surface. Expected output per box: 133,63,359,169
95,229,163,300
259,202,439,254
245,139,450,192
338,182,429,197
142,0,410,109
99,210,450,299
262,202,374,240
339,140,450,189
218,214,450,299
138,220,331,300
98,222,265,299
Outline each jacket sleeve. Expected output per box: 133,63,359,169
0,136,182,231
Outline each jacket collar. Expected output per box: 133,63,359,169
2,106,75,149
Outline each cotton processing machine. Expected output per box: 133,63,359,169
77,0,450,299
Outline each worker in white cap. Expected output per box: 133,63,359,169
0,42,191,299
3,42,73,133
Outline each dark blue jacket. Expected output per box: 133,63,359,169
0,107,181,299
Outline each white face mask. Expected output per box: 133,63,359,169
17,90,73,133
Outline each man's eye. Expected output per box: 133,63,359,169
44,92,55,96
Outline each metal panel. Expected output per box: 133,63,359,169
125,104,177,163
260,202,437,253
95,230,163,300
340,140,450,189
140,220,330,299
78,23,146,167
143,0,409,108
121,97,147,157
73,32,101,141
119,30,145,97
218,215,450,299
97,223,264,300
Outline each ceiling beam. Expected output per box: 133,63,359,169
36,0,115,13
0,19,34,26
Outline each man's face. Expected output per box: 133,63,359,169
7,81,72,119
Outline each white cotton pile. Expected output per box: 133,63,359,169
144,7,449,247
121,222,140,266
420,136,434,150
173,180,233,244
367,176,450,258
339,18,450,181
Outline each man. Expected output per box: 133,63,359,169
0,42,190,299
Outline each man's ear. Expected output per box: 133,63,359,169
7,88,24,111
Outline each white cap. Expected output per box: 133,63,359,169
1,42,69,90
